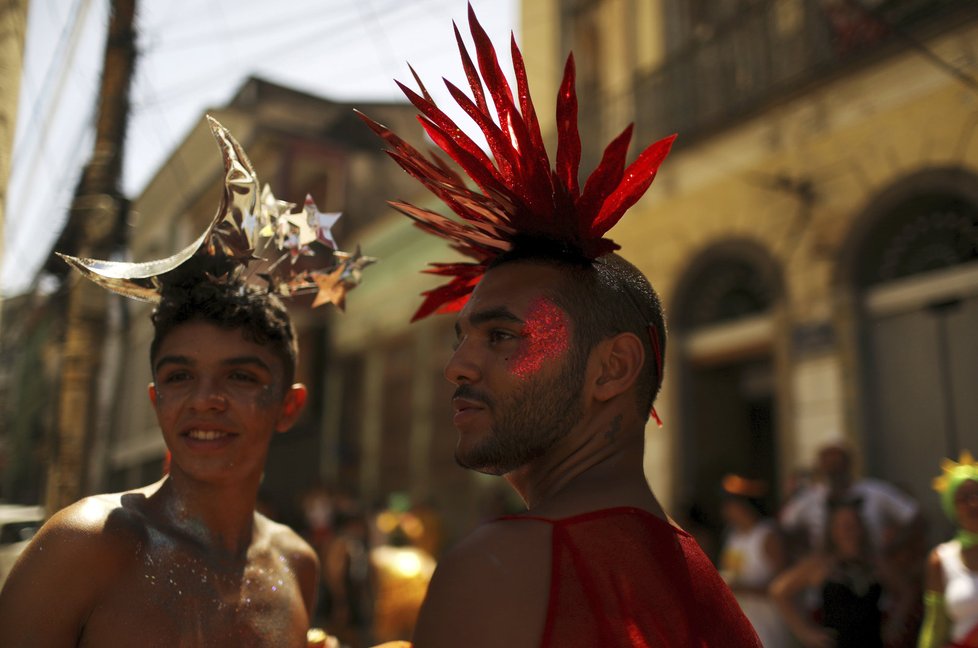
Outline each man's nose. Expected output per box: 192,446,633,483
190,378,228,410
444,338,481,386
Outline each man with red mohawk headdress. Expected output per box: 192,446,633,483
359,7,760,647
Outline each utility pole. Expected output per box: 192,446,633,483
0,0,30,334
0,0,29,503
47,0,137,513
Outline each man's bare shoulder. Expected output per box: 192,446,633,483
57,490,150,533
256,513,320,611
260,514,316,558
0,492,150,645
257,513,318,577
412,517,553,648
11,492,149,574
449,514,553,570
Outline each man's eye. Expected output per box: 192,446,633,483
488,329,517,345
229,371,259,383
161,371,191,384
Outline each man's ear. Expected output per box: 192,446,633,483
148,383,158,408
591,332,645,403
276,383,308,432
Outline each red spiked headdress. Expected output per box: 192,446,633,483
358,5,675,322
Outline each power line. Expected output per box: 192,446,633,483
129,66,194,195
4,0,102,290
7,0,94,186
149,0,364,52
131,0,445,109
132,0,469,111
2,106,97,289
151,0,336,32
355,0,402,79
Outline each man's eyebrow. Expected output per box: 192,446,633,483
454,307,524,338
153,355,273,374
469,307,524,327
154,355,192,373
222,356,274,373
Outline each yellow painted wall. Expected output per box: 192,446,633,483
520,1,978,508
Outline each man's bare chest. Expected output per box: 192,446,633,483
79,546,308,646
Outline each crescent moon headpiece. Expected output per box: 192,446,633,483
58,116,374,310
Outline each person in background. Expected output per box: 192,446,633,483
779,467,814,564
781,442,921,555
772,499,912,648
919,451,978,648
301,485,338,628
326,508,376,648
720,474,792,647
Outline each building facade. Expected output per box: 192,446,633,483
521,0,978,544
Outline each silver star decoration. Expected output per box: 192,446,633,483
302,195,341,250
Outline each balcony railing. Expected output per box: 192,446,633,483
629,0,976,148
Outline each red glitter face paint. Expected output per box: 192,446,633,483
509,298,571,379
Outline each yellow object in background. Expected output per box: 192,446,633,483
371,545,436,643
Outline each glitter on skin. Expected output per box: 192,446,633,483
509,298,571,379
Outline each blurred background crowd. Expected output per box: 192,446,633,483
713,441,926,647
261,484,523,646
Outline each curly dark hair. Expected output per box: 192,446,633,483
490,243,666,418
148,256,298,388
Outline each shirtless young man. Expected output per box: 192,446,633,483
358,9,760,647
0,272,319,646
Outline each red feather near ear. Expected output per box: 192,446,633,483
358,5,676,319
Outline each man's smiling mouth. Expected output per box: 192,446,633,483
183,429,235,441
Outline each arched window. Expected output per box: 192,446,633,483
676,256,777,330
856,193,978,287
847,170,978,545
672,241,782,555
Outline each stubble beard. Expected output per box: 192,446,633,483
455,357,586,476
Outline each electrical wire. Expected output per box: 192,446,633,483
3,0,101,292
2,106,97,293
131,0,474,110
7,0,95,185
135,15,392,104
152,1,365,52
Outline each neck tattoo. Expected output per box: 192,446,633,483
604,414,623,443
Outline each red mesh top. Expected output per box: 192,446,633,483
499,507,761,648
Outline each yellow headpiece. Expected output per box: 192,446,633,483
934,450,978,521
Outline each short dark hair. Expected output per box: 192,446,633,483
490,241,666,417
149,256,298,387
